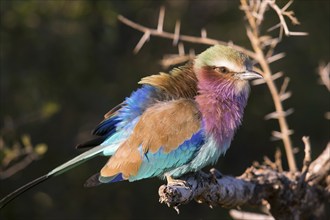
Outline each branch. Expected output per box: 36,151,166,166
159,169,255,211
117,15,257,60
159,144,330,219
241,0,298,171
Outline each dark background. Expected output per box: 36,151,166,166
0,1,329,219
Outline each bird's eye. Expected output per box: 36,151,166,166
219,67,229,74
213,66,230,74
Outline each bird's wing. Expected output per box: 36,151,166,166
78,64,198,149
92,102,123,136
76,85,160,149
99,99,202,181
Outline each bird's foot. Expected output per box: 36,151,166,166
165,174,188,187
209,168,222,184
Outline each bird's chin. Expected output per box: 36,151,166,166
234,80,250,94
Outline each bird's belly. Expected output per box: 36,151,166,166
165,135,230,178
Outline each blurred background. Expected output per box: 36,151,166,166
0,0,329,219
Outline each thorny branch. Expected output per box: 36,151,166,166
159,141,330,219
117,15,257,60
241,0,299,172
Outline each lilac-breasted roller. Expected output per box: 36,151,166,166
0,45,262,208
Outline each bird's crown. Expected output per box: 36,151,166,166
194,45,251,73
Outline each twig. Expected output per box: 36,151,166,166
268,0,308,39
298,136,311,186
117,15,257,60
0,153,38,179
301,136,311,174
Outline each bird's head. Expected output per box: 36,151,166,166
194,45,262,93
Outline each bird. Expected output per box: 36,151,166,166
0,45,262,208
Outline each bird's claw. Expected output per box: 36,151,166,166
209,168,222,183
165,174,188,187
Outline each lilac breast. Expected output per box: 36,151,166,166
195,76,249,146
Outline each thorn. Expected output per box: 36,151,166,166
133,31,150,54
189,48,195,57
271,130,294,141
263,37,280,47
173,20,181,46
279,26,284,41
271,71,284,80
201,28,207,38
174,206,180,214
178,43,185,56
281,0,294,12
157,6,165,33
279,77,290,95
252,72,283,86
251,78,266,86
267,52,286,63
264,108,294,120
288,31,308,36
267,23,281,32
280,92,292,101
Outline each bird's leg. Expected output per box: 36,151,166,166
165,173,188,187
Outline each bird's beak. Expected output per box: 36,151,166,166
237,70,263,80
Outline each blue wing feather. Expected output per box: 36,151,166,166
92,116,121,136
78,85,160,149
129,130,205,181
116,85,160,129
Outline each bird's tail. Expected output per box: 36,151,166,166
0,145,106,209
